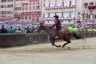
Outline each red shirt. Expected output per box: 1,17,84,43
52,19,61,30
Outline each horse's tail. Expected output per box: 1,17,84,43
72,32,81,39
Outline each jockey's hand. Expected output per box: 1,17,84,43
49,26,53,29
51,25,55,27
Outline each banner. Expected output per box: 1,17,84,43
29,0,38,2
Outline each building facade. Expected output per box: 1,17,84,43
14,0,41,23
0,0,41,23
83,0,96,22
0,0,96,24
41,0,96,24
41,0,83,24
0,0,14,21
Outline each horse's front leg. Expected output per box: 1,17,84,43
49,37,61,47
62,39,71,48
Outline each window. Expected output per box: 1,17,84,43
25,17,27,20
7,0,13,2
57,2,62,6
43,4,45,7
33,6,35,10
89,2,94,6
45,13,48,18
44,0,45,2
71,12,75,18
78,12,80,15
60,12,64,17
95,2,96,5
63,12,65,18
64,12,69,19
32,3,35,5
1,5,4,8
45,2,49,7
36,6,40,9
49,3,50,7
1,0,6,2
93,15,95,19
50,2,55,7
7,5,13,8
2,11,5,14
84,3,88,6
43,14,45,18
56,12,62,17
69,12,71,18
55,1,57,6
95,15,96,18
22,17,24,20
62,2,64,6
29,17,31,20
48,13,50,17
50,13,55,17
69,1,72,6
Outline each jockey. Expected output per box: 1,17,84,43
51,15,61,37
39,22,44,26
40,22,44,25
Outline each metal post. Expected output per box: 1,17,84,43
75,0,77,22
83,7,86,40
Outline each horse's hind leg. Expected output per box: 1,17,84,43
49,37,61,47
62,40,71,48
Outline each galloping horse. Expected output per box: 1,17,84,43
37,24,81,48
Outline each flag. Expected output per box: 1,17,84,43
29,0,38,2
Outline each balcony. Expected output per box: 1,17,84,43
45,5,76,10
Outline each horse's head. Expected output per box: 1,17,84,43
36,24,45,33
36,23,54,34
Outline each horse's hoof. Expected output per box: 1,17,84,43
62,45,65,48
57,45,61,47
68,47,71,49
62,46,64,48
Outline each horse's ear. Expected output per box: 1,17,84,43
46,26,49,27
40,22,44,26
47,26,53,29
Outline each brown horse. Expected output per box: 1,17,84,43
37,24,81,48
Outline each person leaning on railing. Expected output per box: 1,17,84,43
68,26,78,32
7,27,16,33
0,25,8,33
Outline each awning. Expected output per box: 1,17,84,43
88,6,96,9
15,14,37,17
29,0,38,2
0,18,13,20
83,21,96,24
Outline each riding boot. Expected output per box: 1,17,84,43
54,30,59,38
55,33,59,38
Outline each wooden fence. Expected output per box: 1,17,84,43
26,31,96,44
0,31,96,47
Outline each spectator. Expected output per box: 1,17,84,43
26,27,32,33
0,25,8,33
7,27,16,33
16,28,22,33
74,20,85,31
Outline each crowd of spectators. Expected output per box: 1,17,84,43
0,24,35,33
0,20,96,34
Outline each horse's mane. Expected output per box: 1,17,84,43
42,25,54,33
46,26,53,29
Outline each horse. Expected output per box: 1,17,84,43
36,24,81,48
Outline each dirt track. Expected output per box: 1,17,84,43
0,38,96,64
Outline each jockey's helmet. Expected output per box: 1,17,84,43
54,15,59,18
